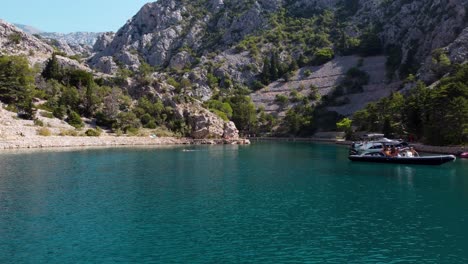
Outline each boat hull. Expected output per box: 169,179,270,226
349,155,456,165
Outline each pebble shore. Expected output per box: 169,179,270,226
0,136,251,150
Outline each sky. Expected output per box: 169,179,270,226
0,0,152,33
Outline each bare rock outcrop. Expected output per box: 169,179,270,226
89,0,278,71
0,20,54,64
169,51,193,70
175,102,239,139
93,32,115,53
93,56,119,75
224,121,239,139
56,55,93,72
39,31,101,46
419,26,468,82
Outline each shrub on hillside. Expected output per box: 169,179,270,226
85,129,101,137
313,48,334,65
66,110,84,128
37,127,52,136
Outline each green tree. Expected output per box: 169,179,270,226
313,48,335,65
284,106,313,136
42,54,62,81
359,27,382,56
206,73,219,89
66,110,83,128
0,56,36,119
228,95,257,132
114,112,141,133
261,57,271,84
204,100,233,119
431,48,452,77
83,84,99,117
336,117,353,139
66,69,94,88
59,86,81,112
351,64,468,145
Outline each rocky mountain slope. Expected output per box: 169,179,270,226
90,0,279,71
0,20,54,64
90,0,468,78
251,55,399,117
0,19,240,140
39,32,101,46
14,23,101,46
2,0,468,138
0,21,99,71
13,23,102,56
87,0,468,134
39,32,102,56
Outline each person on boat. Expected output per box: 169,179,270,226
410,147,418,157
383,146,391,157
390,146,399,157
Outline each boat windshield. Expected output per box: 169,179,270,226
361,133,384,139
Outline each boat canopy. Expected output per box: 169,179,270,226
361,133,385,140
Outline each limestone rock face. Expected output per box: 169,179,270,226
447,27,468,64
175,102,239,139
88,0,468,86
93,56,119,75
93,32,115,53
1,20,106,78
419,26,468,82
223,121,239,139
39,31,101,46
89,0,276,71
116,51,141,71
0,20,54,64
374,0,468,67
169,51,193,70
56,55,93,72
190,112,225,139
54,39,76,55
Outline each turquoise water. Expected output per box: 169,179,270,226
0,142,467,263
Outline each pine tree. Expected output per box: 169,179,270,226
270,52,279,80
261,57,271,85
42,54,62,81
0,56,35,105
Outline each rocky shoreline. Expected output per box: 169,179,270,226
0,136,251,150
0,135,464,155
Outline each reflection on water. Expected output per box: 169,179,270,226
395,165,415,187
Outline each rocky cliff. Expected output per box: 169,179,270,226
90,0,468,82
40,32,101,46
0,19,240,140
89,0,281,72
0,20,54,64
13,23,101,56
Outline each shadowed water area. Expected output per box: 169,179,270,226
0,142,467,263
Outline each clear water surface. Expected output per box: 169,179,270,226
0,142,467,263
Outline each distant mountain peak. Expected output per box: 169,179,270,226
39,32,103,46
13,23,104,46
13,23,43,35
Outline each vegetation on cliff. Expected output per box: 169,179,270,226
352,64,468,145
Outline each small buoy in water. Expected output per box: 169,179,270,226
182,149,196,152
